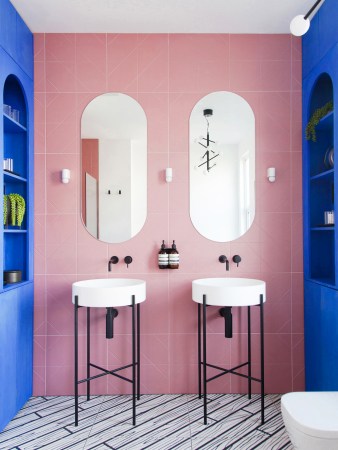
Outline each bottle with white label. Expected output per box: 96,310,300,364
169,240,179,269
158,240,169,269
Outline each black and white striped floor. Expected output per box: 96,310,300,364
0,394,293,449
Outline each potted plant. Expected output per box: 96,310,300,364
3,193,26,227
305,100,333,142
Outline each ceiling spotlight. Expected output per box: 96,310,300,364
290,0,323,36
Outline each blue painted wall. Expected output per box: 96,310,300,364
0,0,34,431
0,0,33,79
303,0,338,78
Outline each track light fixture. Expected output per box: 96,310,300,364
290,0,323,36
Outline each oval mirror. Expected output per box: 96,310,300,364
189,91,255,242
81,93,147,243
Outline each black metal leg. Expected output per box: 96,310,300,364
248,306,251,399
74,295,79,426
87,307,90,401
260,294,265,424
132,295,136,425
198,303,201,399
137,303,140,400
203,295,207,425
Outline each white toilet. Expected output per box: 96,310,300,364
281,392,338,449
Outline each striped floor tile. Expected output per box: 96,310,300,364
0,394,293,449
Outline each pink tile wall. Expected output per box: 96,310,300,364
33,33,303,395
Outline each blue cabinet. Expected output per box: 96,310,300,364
0,0,33,431
303,0,338,391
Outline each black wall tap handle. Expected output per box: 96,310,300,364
232,255,242,267
124,256,133,268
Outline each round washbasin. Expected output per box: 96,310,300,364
72,278,146,307
192,278,266,307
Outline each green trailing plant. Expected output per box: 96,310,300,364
305,100,333,142
3,193,26,227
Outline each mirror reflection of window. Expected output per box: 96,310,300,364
189,91,255,242
81,93,147,244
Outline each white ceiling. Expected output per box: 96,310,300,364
10,0,320,34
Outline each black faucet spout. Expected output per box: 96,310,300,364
108,256,119,271
219,255,229,271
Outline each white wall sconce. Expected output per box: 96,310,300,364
61,168,71,184
267,167,276,183
290,0,323,36
166,167,173,183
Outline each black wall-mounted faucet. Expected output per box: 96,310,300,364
219,255,229,271
108,256,119,271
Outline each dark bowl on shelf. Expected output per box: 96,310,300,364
4,270,22,284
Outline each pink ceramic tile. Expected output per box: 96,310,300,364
46,154,78,214
46,365,84,395
34,274,46,335
292,273,304,334
138,34,168,93
138,93,168,154
261,60,291,91
292,36,302,62
34,93,46,153
45,34,76,62
135,274,169,335
169,92,203,154
259,92,291,153
229,60,261,91
46,275,78,335
76,34,107,92
292,58,302,92
33,366,46,396
291,153,303,213
46,214,77,246
34,336,46,367
45,242,77,274
260,213,292,273
34,61,45,93
146,152,170,213
140,364,170,394
169,334,197,366
292,214,304,273
169,34,229,92
46,61,76,93
34,34,45,62
229,35,260,61
259,35,291,61
34,214,45,248
107,34,138,92
170,364,199,394
77,242,109,274
292,334,304,369
292,366,305,391
168,273,200,334
168,152,189,214
229,243,261,274
34,241,46,275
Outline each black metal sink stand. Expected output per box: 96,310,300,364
74,294,140,426
197,294,265,425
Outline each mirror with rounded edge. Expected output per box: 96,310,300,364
189,91,255,242
81,93,147,243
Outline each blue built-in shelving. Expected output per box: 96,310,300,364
303,0,338,391
0,0,34,431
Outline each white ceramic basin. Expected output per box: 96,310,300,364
72,278,146,307
192,278,266,307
